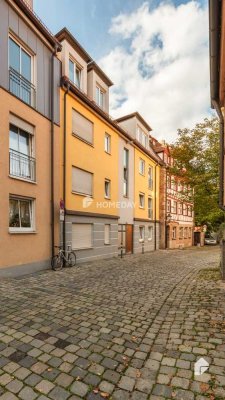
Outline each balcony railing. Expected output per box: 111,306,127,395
9,149,36,182
9,67,36,107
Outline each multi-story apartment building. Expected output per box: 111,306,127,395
56,28,162,261
151,138,194,249
0,0,61,275
116,113,162,254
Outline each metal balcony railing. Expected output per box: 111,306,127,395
9,67,36,107
9,149,36,181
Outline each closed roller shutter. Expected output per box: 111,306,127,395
72,110,93,144
72,167,93,196
72,223,93,249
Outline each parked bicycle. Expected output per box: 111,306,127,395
51,245,76,271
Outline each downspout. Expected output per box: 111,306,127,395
50,45,57,258
212,100,225,211
63,83,70,254
154,163,158,250
165,167,168,249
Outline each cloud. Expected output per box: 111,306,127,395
99,1,210,142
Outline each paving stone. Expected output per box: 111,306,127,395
49,386,70,400
18,386,38,400
118,376,135,391
0,393,18,400
103,369,120,383
55,372,74,387
35,380,55,394
70,381,89,397
135,378,153,393
84,372,101,386
99,380,115,394
6,379,23,393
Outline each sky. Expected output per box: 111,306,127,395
34,0,212,142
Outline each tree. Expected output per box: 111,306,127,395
170,117,225,230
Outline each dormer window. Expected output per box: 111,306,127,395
96,85,104,108
69,59,81,89
136,126,148,148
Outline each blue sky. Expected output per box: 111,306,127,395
34,0,210,140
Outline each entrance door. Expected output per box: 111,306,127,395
126,224,133,254
194,232,201,246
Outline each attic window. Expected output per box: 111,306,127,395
69,59,81,89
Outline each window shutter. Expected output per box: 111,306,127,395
72,110,93,144
72,167,93,196
72,224,92,249
104,224,110,244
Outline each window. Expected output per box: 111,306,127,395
172,227,177,240
72,223,92,249
69,59,81,88
178,203,183,215
148,197,153,219
184,227,188,239
172,201,177,214
105,179,111,198
105,133,111,153
167,175,171,188
96,86,104,108
148,166,153,189
72,167,93,196
183,204,188,216
148,226,153,241
179,227,183,239
72,110,93,144
9,37,34,106
139,193,145,208
167,200,171,213
9,197,34,232
9,124,35,181
104,224,110,244
123,148,129,197
137,126,148,148
139,159,145,175
139,226,145,242
188,205,192,217
188,227,192,238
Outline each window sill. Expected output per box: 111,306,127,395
105,151,111,155
9,175,37,184
148,238,152,241
104,196,111,200
71,191,93,198
73,247,93,251
139,239,144,243
72,133,94,147
9,230,36,234
104,243,111,245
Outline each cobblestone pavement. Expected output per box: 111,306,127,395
0,246,224,400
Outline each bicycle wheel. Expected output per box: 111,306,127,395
51,255,63,271
67,252,76,267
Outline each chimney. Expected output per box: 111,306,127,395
25,0,33,9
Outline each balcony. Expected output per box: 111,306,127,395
9,149,36,182
9,67,36,107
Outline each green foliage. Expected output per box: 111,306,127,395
170,117,225,230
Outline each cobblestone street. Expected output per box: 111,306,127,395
0,247,224,400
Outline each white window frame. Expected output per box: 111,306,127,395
9,196,35,233
148,226,153,241
96,85,104,108
123,148,129,197
104,224,110,245
104,179,111,199
179,227,183,239
9,35,34,83
105,133,111,154
139,193,145,208
139,158,145,175
148,166,153,189
139,226,145,242
148,197,153,219
69,58,82,88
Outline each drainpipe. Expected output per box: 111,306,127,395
154,163,158,250
212,99,225,211
165,167,168,249
63,83,70,255
50,45,58,258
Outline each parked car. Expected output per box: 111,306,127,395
204,235,217,245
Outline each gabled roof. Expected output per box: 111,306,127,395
14,0,62,51
55,27,92,63
87,61,113,87
116,112,152,132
